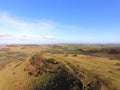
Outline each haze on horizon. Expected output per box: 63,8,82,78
0,0,120,44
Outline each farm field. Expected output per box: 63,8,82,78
0,44,120,90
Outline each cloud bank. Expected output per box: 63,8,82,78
0,11,59,44
0,11,80,44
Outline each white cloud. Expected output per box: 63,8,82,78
0,11,58,44
42,36,56,40
0,11,80,44
0,33,57,44
0,11,55,34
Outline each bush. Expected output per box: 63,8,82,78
73,54,77,57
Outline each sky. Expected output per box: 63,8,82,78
0,0,120,44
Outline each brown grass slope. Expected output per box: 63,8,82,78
24,54,83,90
0,45,120,90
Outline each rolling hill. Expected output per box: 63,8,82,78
0,44,120,90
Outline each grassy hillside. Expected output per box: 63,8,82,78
0,44,120,90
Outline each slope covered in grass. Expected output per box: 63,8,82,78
25,54,83,90
0,44,120,90
45,53,120,90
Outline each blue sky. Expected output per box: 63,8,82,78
0,0,120,44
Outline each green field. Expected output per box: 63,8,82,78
0,44,120,90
